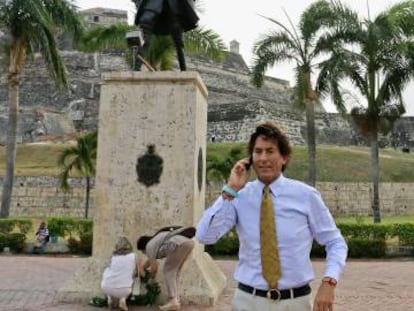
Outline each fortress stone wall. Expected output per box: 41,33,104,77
1,51,413,150
1,176,413,218
0,176,94,218
206,182,414,217
1,50,413,218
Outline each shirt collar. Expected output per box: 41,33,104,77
257,174,285,195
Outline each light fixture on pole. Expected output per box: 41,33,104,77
125,29,154,71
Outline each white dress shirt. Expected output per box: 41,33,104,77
196,174,348,290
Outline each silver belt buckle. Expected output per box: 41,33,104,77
267,288,281,302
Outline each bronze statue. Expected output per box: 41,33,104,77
131,0,199,71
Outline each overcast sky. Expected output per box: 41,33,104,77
76,0,414,115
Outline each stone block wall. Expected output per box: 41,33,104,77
1,177,414,218
0,176,94,218
318,182,414,216
1,176,414,218
206,181,414,217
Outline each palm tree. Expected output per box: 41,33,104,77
0,0,83,218
207,146,245,182
58,131,97,219
316,0,414,222
79,24,226,70
250,1,342,186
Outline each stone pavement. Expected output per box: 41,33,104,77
1,255,414,311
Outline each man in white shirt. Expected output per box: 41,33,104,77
196,121,347,311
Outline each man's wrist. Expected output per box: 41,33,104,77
321,277,337,287
222,185,239,198
222,191,235,201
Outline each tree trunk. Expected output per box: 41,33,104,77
370,132,381,223
305,98,316,187
85,176,90,219
0,74,19,218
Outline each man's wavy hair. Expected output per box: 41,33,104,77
247,121,292,172
113,236,133,255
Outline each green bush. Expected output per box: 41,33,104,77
0,219,32,234
205,230,239,256
67,232,92,255
310,242,326,258
14,219,32,235
0,220,15,234
47,217,75,237
205,223,413,258
0,233,7,250
391,224,414,246
47,217,93,239
337,223,391,240
0,232,27,253
7,233,27,253
47,217,93,255
346,238,387,258
74,219,93,236
0,219,32,253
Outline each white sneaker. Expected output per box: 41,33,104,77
119,297,128,311
107,296,118,309
159,299,181,311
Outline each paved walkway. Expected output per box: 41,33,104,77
1,255,414,311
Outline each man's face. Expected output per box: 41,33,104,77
252,135,289,185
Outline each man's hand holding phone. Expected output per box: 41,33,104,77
244,155,253,170
226,156,252,192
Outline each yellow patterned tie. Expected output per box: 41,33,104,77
260,185,281,289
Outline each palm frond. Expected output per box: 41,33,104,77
259,15,302,54
57,131,97,191
387,1,414,35
316,52,355,114
146,35,175,70
184,27,226,61
44,0,84,43
1,0,83,88
59,167,71,192
79,24,132,52
251,32,299,87
37,25,68,89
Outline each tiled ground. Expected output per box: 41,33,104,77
1,255,414,311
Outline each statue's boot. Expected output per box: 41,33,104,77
135,10,156,71
170,19,186,71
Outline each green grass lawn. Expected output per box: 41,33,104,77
0,143,76,177
207,143,414,182
1,142,414,182
283,145,414,182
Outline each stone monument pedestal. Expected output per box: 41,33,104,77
57,71,226,305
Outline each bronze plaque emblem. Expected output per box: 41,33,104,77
136,145,163,187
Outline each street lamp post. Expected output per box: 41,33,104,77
125,30,154,71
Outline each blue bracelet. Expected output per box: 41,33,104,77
222,185,239,198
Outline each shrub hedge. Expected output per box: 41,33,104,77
205,223,414,258
0,219,32,252
0,218,32,235
0,218,93,255
48,217,93,255
1,218,413,258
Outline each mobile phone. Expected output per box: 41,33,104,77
245,155,253,170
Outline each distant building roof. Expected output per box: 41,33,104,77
79,7,128,27
79,7,128,17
